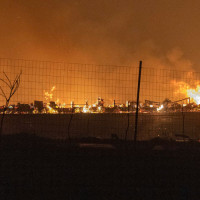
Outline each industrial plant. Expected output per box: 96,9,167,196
0,96,198,114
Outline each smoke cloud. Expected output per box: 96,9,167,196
1,0,200,105
0,0,200,70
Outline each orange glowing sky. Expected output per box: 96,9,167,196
1,1,200,105
0,0,200,69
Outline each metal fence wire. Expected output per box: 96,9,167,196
0,58,200,141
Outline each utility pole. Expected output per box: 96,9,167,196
134,61,142,144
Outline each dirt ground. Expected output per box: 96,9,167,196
1,134,200,200
1,112,200,141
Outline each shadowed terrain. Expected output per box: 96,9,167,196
1,133,200,199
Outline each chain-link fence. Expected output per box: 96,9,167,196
0,58,200,140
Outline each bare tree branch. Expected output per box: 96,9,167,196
3,72,12,88
12,71,22,87
0,70,22,140
0,78,11,89
0,86,8,101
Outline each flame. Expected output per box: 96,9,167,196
176,81,200,105
186,86,200,105
55,98,60,104
83,105,90,113
46,104,58,114
44,86,56,101
51,86,56,92
157,104,164,111
61,103,66,108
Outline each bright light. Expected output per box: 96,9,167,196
83,106,90,113
187,86,200,105
46,104,58,114
157,104,164,111
44,86,56,101
176,81,200,105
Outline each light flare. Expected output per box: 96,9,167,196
83,105,91,113
157,104,164,111
176,81,200,105
186,86,200,105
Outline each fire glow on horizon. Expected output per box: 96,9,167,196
43,86,105,114
186,86,200,105
40,83,200,114
175,81,200,105
45,82,200,108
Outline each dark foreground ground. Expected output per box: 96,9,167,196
1,134,200,200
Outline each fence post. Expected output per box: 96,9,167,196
182,104,185,135
134,61,142,144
